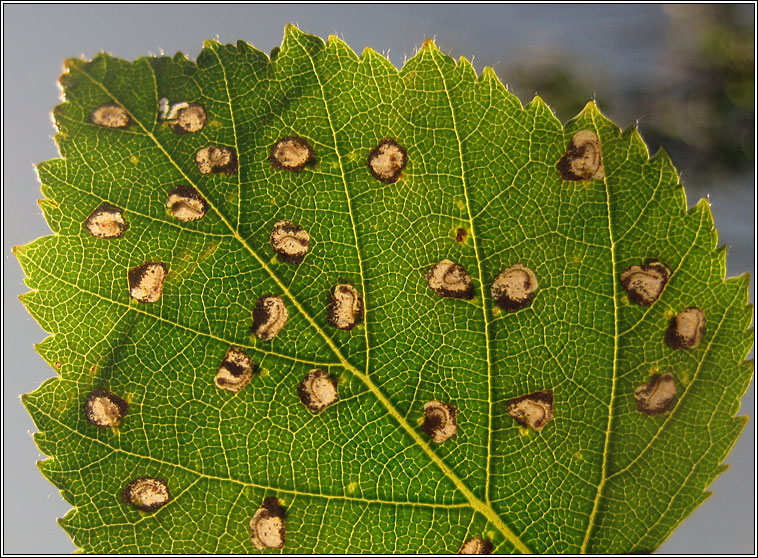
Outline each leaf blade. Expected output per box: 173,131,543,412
17,27,752,553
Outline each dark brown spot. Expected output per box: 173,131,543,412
506,390,553,430
327,284,364,330
128,262,167,303
455,227,468,243
84,388,128,428
90,103,130,128
422,400,457,443
252,296,288,341
84,203,128,239
367,138,407,183
167,185,207,222
425,260,474,299
665,306,706,349
620,261,670,306
459,538,494,554
195,145,237,175
250,497,286,550
270,220,309,265
557,129,604,181
169,103,207,134
269,136,315,172
215,347,255,392
121,477,170,512
491,264,538,311
635,373,677,415
297,369,338,413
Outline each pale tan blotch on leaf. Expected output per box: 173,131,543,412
195,145,237,175
269,136,315,172
422,400,457,443
367,138,407,183
89,103,130,128
459,538,494,555
84,203,128,239
250,497,286,550
215,347,254,392
327,284,364,330
506,390,553,430
84,388,128,428
253,296,288,341
665,306,706,349
635,373,677,415
121,477,170,512
128,262,167,303
166,185,207,222
620,261,670,306
298,369,338,413
270,220,309,265
557,129,604,181
491,264,538,311
169,103,207,134
425,259,474,300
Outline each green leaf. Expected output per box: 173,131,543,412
16,25,753,553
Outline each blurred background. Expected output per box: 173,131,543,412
3,4,754,554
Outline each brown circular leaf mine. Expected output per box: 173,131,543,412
195,145,238,175
367,138,407,183
253,296,288,341
215,347,254,393
459,538,494,554
620,261,670,306
665,306,706,349
491,264,538,311
422,400,457,443
121,477,170,512
128,262,167,303
89,103,130,129
166,185,207,222
327,284,364,330
298,369,338,414
84,202,128,239
455,227,468,243
269,136,315,172
634,373,677,415
506,390,553,430
425,259,474,300
84,388,128,428
250,497,286,550
170,103,207,134
556,129,604,181
270,220,309,265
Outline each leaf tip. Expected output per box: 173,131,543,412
20,391,32,409
577,99,603,120
421,37,437,51
284,22,303,39
481,65,498,81
202,38,221,50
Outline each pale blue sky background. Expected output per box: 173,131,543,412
3,4,754,554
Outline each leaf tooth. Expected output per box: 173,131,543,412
524,96,561,129
457,56,477,81
360,46,399,75
624,126,651,161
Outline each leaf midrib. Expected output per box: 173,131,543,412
70,43,531,554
